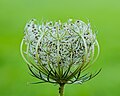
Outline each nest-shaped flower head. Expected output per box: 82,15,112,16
20,19,101,85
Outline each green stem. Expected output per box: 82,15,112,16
59,84,65,96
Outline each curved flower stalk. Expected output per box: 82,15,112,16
20,18,101,96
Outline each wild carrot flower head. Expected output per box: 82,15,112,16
20,19,100,85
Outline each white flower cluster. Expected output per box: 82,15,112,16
21,19,99,68
20,18,101,86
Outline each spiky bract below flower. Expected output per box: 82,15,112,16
20,19,100,85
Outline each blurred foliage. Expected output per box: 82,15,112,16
0,0,120,96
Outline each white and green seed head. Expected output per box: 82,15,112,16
20,19,100,85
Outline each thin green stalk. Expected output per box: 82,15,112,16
59,84,65,96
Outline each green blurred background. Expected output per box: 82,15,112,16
0,0,120,96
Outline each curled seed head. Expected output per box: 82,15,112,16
21,18,100,84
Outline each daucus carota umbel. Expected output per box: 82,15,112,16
20,19,101,96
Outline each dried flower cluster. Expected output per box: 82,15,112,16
20,18,101,96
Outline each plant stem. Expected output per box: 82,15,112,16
59,83,65,96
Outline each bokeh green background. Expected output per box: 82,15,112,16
0,0,120,96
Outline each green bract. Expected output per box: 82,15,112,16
20,18,100,89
